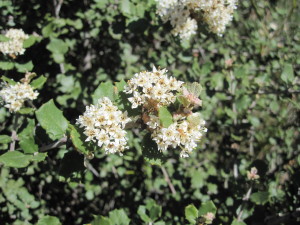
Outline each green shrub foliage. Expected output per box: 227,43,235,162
0,0,299,224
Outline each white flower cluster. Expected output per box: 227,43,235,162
155,0,237,39
148,112,207,158
124,66,183,108
196,0,238,35
0,82,38,112
0,28,29,56
124,66,207,158
76,97,131,155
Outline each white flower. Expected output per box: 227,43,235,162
0,82,39,113
150,112,207,157
155,0,238,39
76,97,131,155
0,28,29,56
124,66,183,108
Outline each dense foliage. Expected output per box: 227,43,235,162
0,0,299,224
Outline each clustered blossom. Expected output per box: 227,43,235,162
247,167,260,180
124,67,207,158
0,28,29,57
0,82,38,112
155,0,238,40
76,97,131,155
203,212,215,224
148,112,207,158
124,66,183,108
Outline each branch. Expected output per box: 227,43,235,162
237,185,253,221
84,158,100,178
9,114,19,151
39,136,67,152
53,0,64,18
161,166,176,195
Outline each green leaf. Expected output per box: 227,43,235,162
281,63,294,83
0,34,10,42
138,206,152,223
69,124,95,155
108,209,130,225
91,215,111,225
53,53,65,63
18,107,34,115
35,99,69,140
1,76,16,85
141,134,166,166
92,81,115,104
0,151,33,168
185,82,202,97
15,61,34,73
23,35,36,48
250,191,269,205
231,219,247,225
120,0,131,15
31,75,47,89
18,119,38,154
115,80,127,92
31,152,47,162
198,201,217,216
37,215,62,225
158,106,173,128
0,61,14,70
185,204,198,224
149,201,162,221
0,135,11,144
46,38,68,54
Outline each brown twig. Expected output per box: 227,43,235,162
161,166,176,195
39,136,67,152
9,114,19,151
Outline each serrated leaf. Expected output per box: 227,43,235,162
23,35,36,48
185,204,198,224
115,80,127,92
31,152,47,162
31,75,47,89
91,215,111,225
138,206,152,223
0,61,14,70
0,151,33,168
15,61,34,73
250,191,269,205
198,201,217,216
92,81,115,104
121,0,131,15
109,209,130,225
46,38,68,54
141,134,166,166
158,106,173,128
0,135,11,144
69,124,95,155
35,99,69,140
18,119,38,154
149,203,162,221
231,219,247,225
186,82,202,97
18,107,34,115
1,76,16,85
37,216,61,225
281,63,294,83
